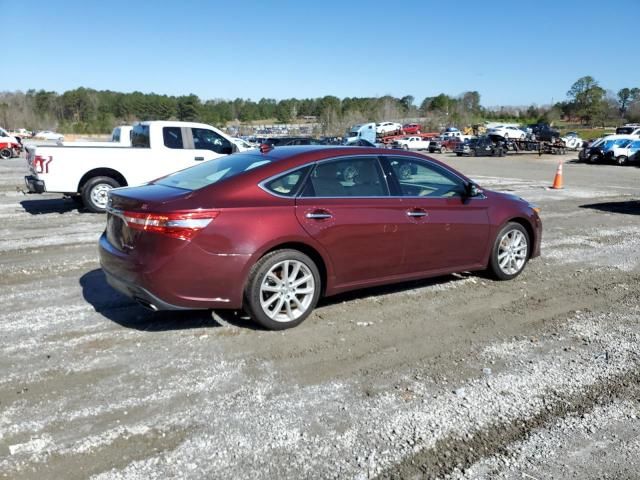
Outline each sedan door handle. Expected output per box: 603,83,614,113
406,210,428,218
306,211,332,219
194,156,205,161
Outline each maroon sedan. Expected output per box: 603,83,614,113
99,146,541,330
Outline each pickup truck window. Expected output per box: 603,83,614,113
112,128,120,142
163,127,184,149
131,125,150,148
192,128,232,154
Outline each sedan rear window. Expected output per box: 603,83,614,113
156,153,273,191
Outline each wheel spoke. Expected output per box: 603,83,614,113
498,251,509,260
261,284,280,293
293,274,312,288
261,293,280,309
290,262,301,283
266,272,282,286
499,256,510,269
294,286,314,295
271,297,285,318
291,295,304,309
285,300,295,320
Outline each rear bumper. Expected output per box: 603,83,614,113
103,268,194,311
24,175,45,193
99,233,248,310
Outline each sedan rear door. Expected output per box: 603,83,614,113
295,155,406,288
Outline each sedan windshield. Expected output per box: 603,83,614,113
156,153,273,191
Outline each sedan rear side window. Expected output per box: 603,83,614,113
388,157,466,198
263,167,310,196
301,157,388,197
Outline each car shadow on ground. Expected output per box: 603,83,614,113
80,269,478,332
79,269,255,331
580,200,640,216
20,197,81,215
317,272,475,308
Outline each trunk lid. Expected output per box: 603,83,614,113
106,184,194,253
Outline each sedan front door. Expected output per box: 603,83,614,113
383,155,491,275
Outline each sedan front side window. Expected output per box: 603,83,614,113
387,157,466,198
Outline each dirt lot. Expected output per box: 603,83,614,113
1,150,639,479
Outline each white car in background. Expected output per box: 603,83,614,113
561,132,584,151
35,130,64,141
231,138,258,152
487,125,527,139
375,122,403,135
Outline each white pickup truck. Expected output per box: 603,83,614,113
25,121,237,212
392,136,431,151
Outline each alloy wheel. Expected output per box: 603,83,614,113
497,229,528,275
259,260,315,322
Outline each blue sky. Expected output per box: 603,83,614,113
9,0,639,107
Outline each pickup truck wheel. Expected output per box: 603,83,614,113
82,176,120,213
440,146,447,153
403,145,409,150
0,148,12,159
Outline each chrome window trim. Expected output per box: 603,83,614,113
257,153,486,200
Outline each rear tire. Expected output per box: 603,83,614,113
488,222,530,280
0,148,12,159
588,154,600,164
81,176,120,213
244,249,321,330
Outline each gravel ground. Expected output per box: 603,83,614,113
1,151,639,479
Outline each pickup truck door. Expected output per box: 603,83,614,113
187,127,234,163
156,126,234,173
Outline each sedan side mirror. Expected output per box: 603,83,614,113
466,183,482,197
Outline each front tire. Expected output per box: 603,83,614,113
244,249,321,330
616,155,628,166
488,222,530,280
82,176,120,213
0,148,12,159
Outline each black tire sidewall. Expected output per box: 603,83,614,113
244,249,321,330
0,148,11,159
81,176,120,213
489,222,530,280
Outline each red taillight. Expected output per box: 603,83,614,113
121,210,219,240
34,155,53,173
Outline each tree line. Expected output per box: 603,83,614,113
0,77,637,135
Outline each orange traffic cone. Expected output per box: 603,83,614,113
551,161,563,189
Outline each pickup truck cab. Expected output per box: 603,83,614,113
392,136,431,151
25,121,236,212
